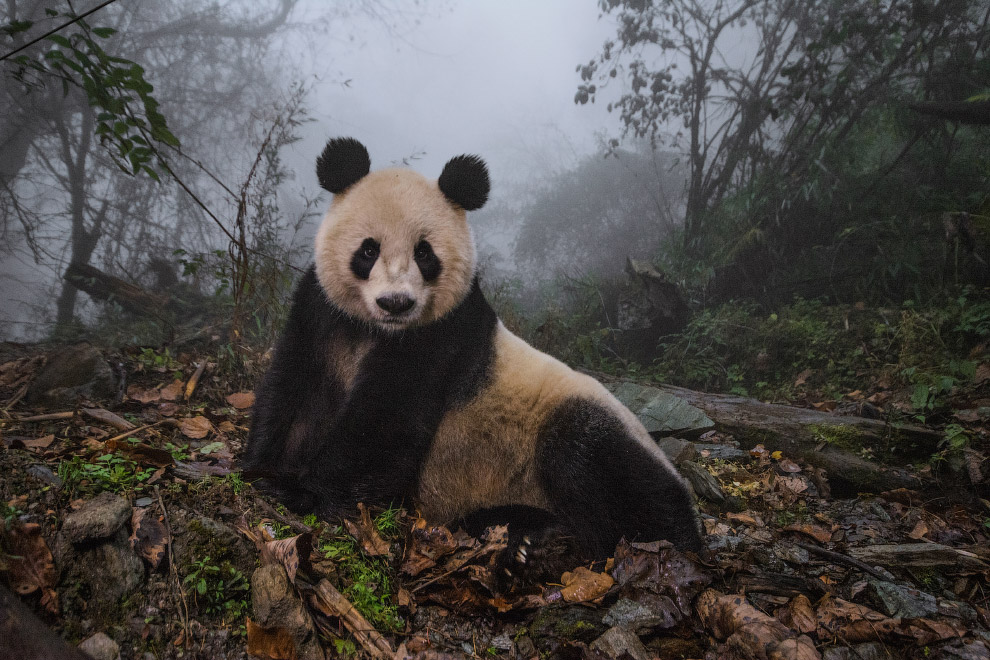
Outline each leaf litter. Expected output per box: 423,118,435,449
0,345,988,659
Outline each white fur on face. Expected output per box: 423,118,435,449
314,168,476,331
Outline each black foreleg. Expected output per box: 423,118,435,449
537,398,702,560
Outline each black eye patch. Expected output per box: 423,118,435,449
413,239,442,282
350,238,379,280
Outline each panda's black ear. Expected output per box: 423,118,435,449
316,137,371,193
438,155,489,211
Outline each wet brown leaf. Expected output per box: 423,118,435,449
783,523,833,544
158,401,180,417
246,618,297,660
401,519,463,577
129,507,168,569
226,391,256,409
128,384,161,404
778,458,802,473
344,503,391,557
778,595,817,634
559,566,613,603
22,434,55,451
5,522,58,614
908,519,930,540
611,539,711,629
179,416,211,439
159,380,184,401
261,533,314,584
816,596,897,643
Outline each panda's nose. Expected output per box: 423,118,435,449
376,294,415,315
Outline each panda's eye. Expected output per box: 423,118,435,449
413,240,441,282
350,238,380,280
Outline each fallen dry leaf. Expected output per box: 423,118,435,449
159,380,184,401
559,566,613,603
5,522,58,614
129,507,168,569
246,618,297,660
726,512,761,527
22,434,55,451
778,458,802,473
401,519,463,577
128,384,161,404
343,503,391,557
158,402,180,417
261,533,314,584
794,369,812,387
226,391,256,409
696,590,819,659
778,594,817,635
179,416,212,439
816,596,897,643
783,523,833,544
908,519,930,540
611,540,711,629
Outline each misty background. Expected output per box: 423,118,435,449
2,0,989,394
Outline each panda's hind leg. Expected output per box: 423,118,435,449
458,505,580,589
536,398,702,559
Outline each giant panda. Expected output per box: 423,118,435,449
244,137,701,579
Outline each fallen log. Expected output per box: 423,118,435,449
64,262,171,316
598,377,941,494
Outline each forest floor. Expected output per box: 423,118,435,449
1,341,989,660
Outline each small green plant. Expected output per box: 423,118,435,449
58,453,153,495
182,556,250,624
318,526,402,632
223,472,247,495
302,513,319,527
373,505,402,539
136,347,181,371
332,638,357,657
165,442,190,461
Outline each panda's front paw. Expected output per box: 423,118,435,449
494,529,579,593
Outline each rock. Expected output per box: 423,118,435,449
25,343,115,407
589,626,651,660
530,604,606,649
78,632,120,660
869,579,938,619
693,442,750,461
656,437,697,464
26,464,63,488
251,565,323,660
823,642,897,660
56,494,144,617
602,598,666,634
61,493,131,543
678,461,726,504
603,382,714,436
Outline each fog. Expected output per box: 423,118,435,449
6,1,981,343
0,0,639,340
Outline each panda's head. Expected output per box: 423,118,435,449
313,137,489,332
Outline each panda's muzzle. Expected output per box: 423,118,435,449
376,293,415,316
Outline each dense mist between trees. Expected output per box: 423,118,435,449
1,0,988,367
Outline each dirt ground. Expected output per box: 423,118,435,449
1,342,988,660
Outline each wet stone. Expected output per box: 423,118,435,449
61,492,131,543
78,632,121,660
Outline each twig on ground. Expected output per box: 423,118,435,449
184,362,207,400
795,542,890,581
103,418,176,446
310,578,394,659
155,485,190,648
13,411,76,422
